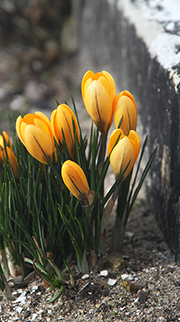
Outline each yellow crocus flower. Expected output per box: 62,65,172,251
61,160,90,201
0,131,12,149
0,131,18,179
108,129,141,180
51,104,80,159
114,90,137,135
16,112,56,164
81,70,116,134
0,146,18,179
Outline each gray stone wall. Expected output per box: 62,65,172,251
78,0,180,259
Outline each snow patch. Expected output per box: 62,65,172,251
107,0,180,91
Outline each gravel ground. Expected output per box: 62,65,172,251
0,45,179,321
0,206,179,322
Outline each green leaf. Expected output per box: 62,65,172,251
0,263,5,291
127,145,157,220
127,135,148,206
47,284,64,303
25,257,61,287
55,97,60,106
117,271,125,297
45,256,63,283
70,92,82,139
101,160,131,208
116,172,132,220
58,204,84,265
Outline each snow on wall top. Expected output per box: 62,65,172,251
107,0,180,91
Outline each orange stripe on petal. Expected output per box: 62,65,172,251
24,125,54,164
51,104,80,159
84,81,112,134
61,160,90,200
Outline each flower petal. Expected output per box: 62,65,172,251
102,71,116,102
6,147,18,179
0,131,11,148
61,160,90,200
0,146,18,179
16,112,55,164
82,70,116,134
81,70,95,100
24,125,55,164
110,136,135,180
51,104,80,159
128,130,141,163
114,90,137,135
84,80,112,134
16,116,24,144
107,129,124,157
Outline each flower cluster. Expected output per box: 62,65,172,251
13,70,142,255
0,69,157,295
62,71,141,202
15,71,140,198
0,68,157,296
16,104,80,163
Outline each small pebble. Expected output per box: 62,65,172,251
108,278,117,286
99,270,108,277
137,290,148,304
24,310,31,319
82,274,90,280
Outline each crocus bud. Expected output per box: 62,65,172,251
108,129,141,180
51,104,80,159
0,131,12,149
0,146,18,179
61,160,90,201
16,112,56,164
114,90,137,135
81,70,116,134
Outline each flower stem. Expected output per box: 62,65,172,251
111,215,126,252
100,182,121,235
99,133,107,175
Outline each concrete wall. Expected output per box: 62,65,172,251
78,0,180,259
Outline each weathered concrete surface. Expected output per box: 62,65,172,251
79,0,180,259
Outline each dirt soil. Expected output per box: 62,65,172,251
0,45,179,322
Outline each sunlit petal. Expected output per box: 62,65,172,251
84,80,112,134
0,146,18,179
16,112,55,164
128,130,141,163
107,129,124,157
51,104,80,159
61,160,90,200
110,136,135,180
16,116,24,144
81,70,116,134
6,147,18,179
81,70,94,100
0,131,11,148
24,125,55,164
114,90,137,135
102,71,116,102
